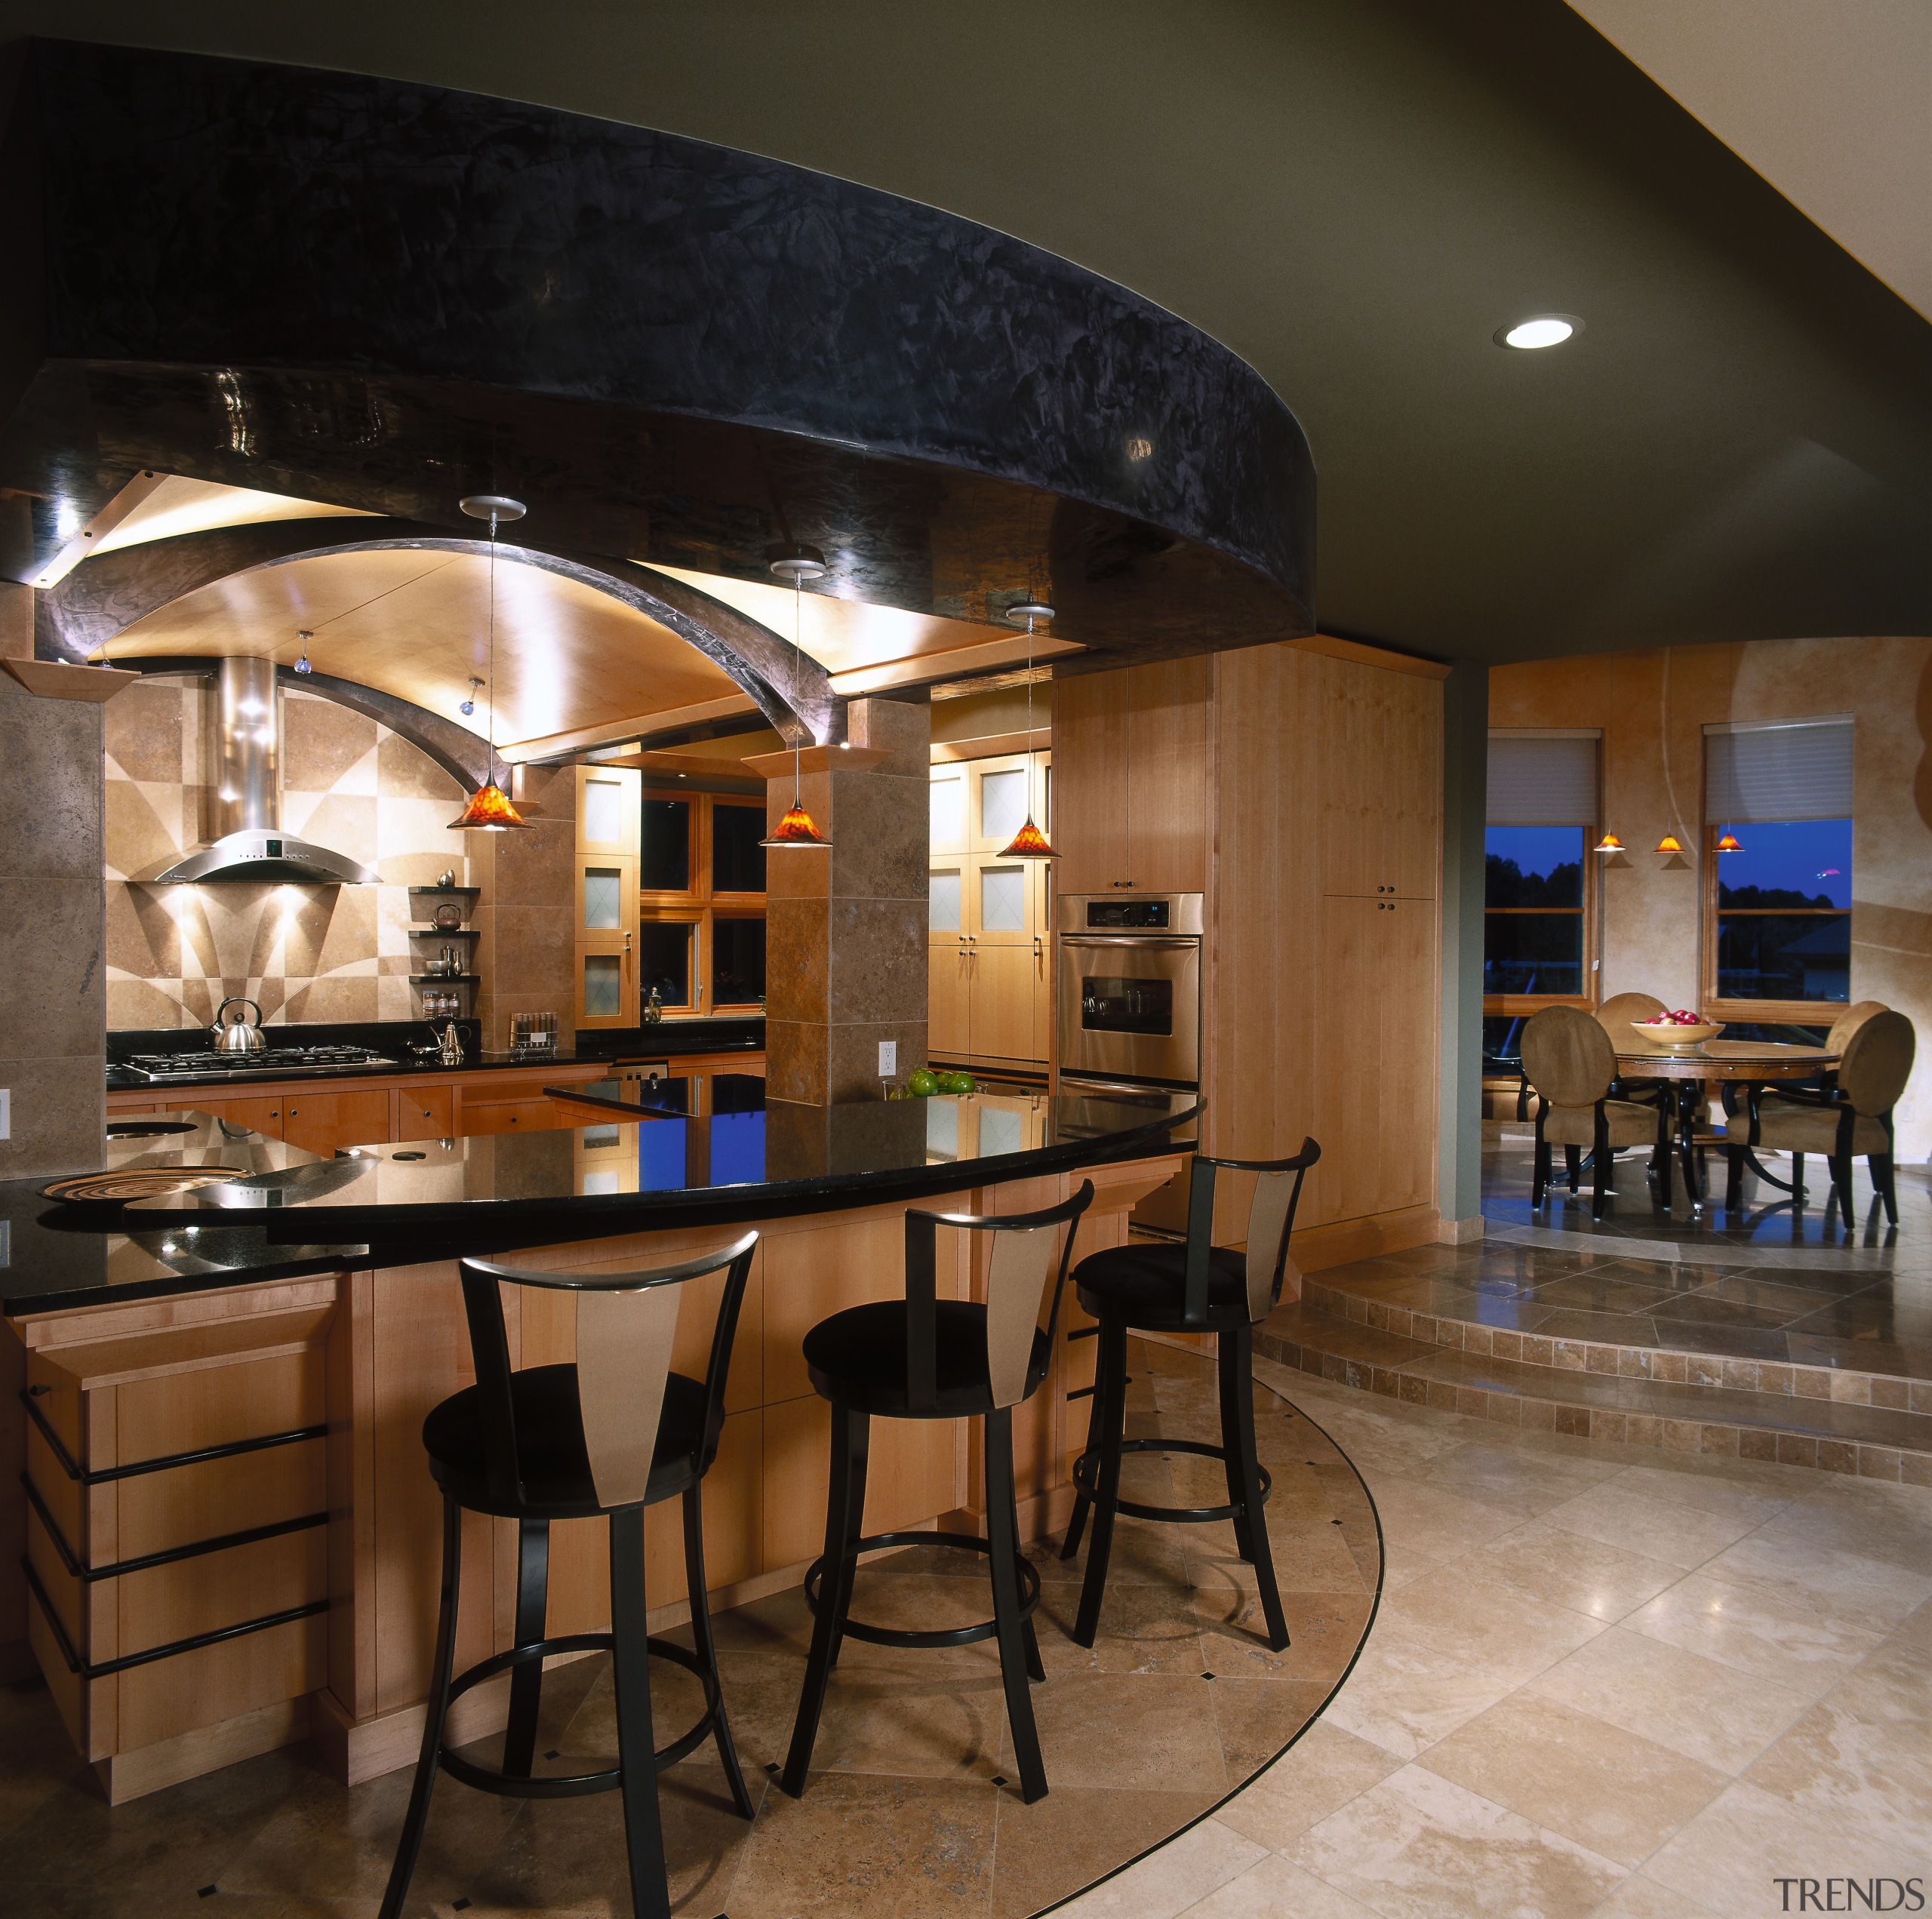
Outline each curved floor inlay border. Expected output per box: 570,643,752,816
0,1339,1383,1918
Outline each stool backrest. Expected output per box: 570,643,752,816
457,1232,758,1510
1838,1010,1914,1119
1183,1138,1322,1324
1522,1004,1614,1109
903,1181,1095,1412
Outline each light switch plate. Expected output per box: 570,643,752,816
0,1088,9,1140
878,1041,897,1078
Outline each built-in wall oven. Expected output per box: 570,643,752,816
1056,893,1204,1092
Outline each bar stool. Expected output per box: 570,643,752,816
779,1180,1094,1805
1060,1142,1320,1653
378,1232,761,1919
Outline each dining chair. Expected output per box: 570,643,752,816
1521,1006,1669,1219
1592,991,1681,1111
1724,1010,1914,1224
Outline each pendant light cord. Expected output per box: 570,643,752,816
486,509,499,768
793,572,805,804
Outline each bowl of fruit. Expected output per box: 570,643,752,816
1629,1010,1724,1050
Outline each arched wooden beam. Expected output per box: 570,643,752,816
35,515,833,744
119,654,500,789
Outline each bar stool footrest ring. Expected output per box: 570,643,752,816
437,1628,725,1797
1071,1437,1272,1526
802,1528,1040,1650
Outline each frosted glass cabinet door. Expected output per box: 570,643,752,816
574,938,633,1027
930,771,967,853
577,764,641,854
978,767,1028,848
979,863,1027,935
930,868,962,933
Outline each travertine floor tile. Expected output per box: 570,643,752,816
1211,1720,1403,1853
1644,1779,1931,1919
1541,1484,1762,1571
1700,1533,1932,1637
1287,1764,1625,1919
1466,1515,1683,1622
1527,1626,1810,1772
1051,1816,1266,1919
987,1785,1217,1919
1607,1463,1797,1527
1399,1440,1611,1517
1589,1873,1727,1918
1625,1571,1884,1699
1175,1850,1382,1918
1361,1475,1524,1564
725,1772,995,1919
1417,1690,1728,1868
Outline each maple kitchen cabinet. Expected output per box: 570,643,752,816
929,750,1053,1070
1050,660,1208,896
1050,637,1447,1272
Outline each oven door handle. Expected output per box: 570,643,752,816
1060,936,1199,951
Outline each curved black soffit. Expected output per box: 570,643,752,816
1,40,1315,666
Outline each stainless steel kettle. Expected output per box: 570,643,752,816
210,996,266,1053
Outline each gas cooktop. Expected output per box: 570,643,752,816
121,1046,401,1083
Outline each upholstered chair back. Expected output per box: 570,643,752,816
1522,1004,1616,1110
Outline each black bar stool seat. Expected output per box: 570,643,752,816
1060,1140,1320,1656
423,1365,712,1518
1072,1244,1253,1327
803,1299,1051,1416
377,1232,761,1919
780,1181,1094,1807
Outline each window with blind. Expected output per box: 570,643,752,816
1704,718,1852,1014
1484,732,1598,1020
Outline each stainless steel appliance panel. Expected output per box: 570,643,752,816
1056,893,1203,1087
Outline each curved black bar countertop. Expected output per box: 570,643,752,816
3,1081,1195,1318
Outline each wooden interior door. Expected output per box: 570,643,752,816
1125,658,1208,893
1050,672,1131,894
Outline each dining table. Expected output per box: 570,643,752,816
1611,1036,1839,1210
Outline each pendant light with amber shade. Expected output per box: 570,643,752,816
447,495,534,831
761,545,832,849
998,600,1057,858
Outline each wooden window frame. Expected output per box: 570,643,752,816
1701,820,1852,1024
1480,823,1598,1018
638,789,768,1016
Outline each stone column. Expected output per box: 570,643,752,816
755,697,930,1106
469,764,577,1055
0,583,107,1178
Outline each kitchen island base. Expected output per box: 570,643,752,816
8,1155,1178,1800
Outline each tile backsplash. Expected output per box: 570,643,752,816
106,675,471,1029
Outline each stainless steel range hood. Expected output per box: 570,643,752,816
154,658,380,886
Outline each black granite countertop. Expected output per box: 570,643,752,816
104,1018,765,1090
1,1115,371,1317
3,1079,1195,1316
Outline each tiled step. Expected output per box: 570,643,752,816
1299,1272,1929,1416
1257,1299,1932,1484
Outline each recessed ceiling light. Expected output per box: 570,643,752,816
1496,314,1583,350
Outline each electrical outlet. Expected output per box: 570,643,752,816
0,1088,9,1141
878,1041,897,1078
